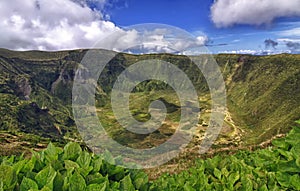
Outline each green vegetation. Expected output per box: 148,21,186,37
1,120,300,190
0,142,149,191
223,54,300,144
151,120,300,190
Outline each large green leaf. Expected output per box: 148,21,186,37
258,149,275,160
276,172,290,188
12,160,26,175
285,127,300,146
64,160,80,170
278,160,300,173
183,182,196,191
31,150,45,172
272,138,290,150
62,176,69,191
63,142,82,161
120,175,135,191
266,172,276,190
290,174,300,190
241,176,253,191
50,159,64,172
0,165,17,190
228,172,240,186
69,171,86,191
213,168,222,180
76,151,91,168
252,168,266,179
290,144,300,158
1,156,15,166
132,171,148,190
258,184,268,191
91,157,102,173
86,173,107,185
85,183,106,191
106,165,125,177
43,142,63,163
53,172,64,191
35,165,57,189
111,181,120,190
276,149,293,161
221,167,229,178
78,166,93,177
20,177,38,191
22,156,36,173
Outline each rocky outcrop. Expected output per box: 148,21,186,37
16,77,31,100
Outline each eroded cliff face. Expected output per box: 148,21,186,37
0,49,85,139
16,77,32,100
0,48,299,146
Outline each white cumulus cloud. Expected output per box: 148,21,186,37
0,0,118,50
211,0,300,27
0,0,208,53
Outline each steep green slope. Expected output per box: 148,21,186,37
0,49,84,145
220,54,300,144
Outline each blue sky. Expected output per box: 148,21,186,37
1,0,300,54
105,0,213,30
102,0,300,54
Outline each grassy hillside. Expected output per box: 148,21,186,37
221,54,300,144
0,48,299,156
